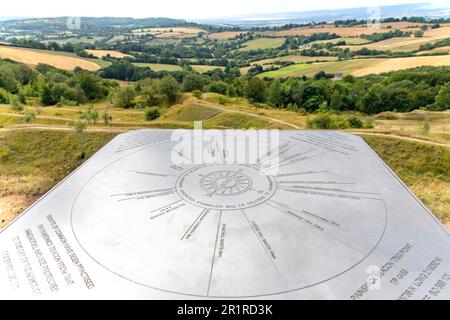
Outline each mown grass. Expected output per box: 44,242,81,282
204,112,270,129
364,136,450,224
162,104,222,122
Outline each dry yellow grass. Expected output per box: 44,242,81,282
352,55,450,76
252,55,338,66
0,45,101,71
132,27,205,38
86,49,132,59
419,46,450,54
209,31,248,40
341,25,450,52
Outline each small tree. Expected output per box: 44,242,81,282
114,87,136,108
244,78,267,103
9,96,24,112
141,82,160,106
0,88,10,104
22,110,36,123
73,120,87,159
268,79,283,108
81,106,99,125
181,73,204,92
421,117,430,135
435,83,450,110
414,30,424,38
158,76,180,104
102,112,112,126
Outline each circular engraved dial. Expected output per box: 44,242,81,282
200,170,252,195
176,164,276,210
71,132,387,298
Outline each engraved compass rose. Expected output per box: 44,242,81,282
201,170,252,196
71,131,387,298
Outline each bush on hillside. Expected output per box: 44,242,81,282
145,107,161,121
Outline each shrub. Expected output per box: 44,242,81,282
59,97,78,107
81,107,99,125
207,81,228,95
22,110,36,123
192,90,202,99
347,116,364,128
102,112,112,126
308,113,334,129
308,113,363,129
9,96,24,112
0,88,10,104
114,87,136,108
144,107,160,121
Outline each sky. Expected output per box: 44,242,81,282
0,0,449,20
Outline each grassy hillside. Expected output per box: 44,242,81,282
363,136,450,225
0,130,117,228
259,56,450,78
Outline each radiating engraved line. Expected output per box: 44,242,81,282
207,211,222,297
111,188,174,197
150,199,184,213
173,148,194,165
278,188,382,201
254,142,296,169
128,170,178,178
278,186,379,195
180,209,208,241
264,203,366,257
263,152,326,171
241,210,290,292
115,189,175,201
258,148,315,170
277,181,355,185
267,199,349,232
275,171,327,178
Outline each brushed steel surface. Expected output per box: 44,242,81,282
0,130,448,300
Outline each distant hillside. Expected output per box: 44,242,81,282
0,16,189,31
196,2,450,27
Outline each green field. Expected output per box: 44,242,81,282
252,55,338,65
191,65,225,73
313,37,370,45
239,38,286,51
258,59,386,78
133,63,182,71
50,36,104,45
133,63,224,73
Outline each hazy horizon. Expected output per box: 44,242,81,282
1,0,448,20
